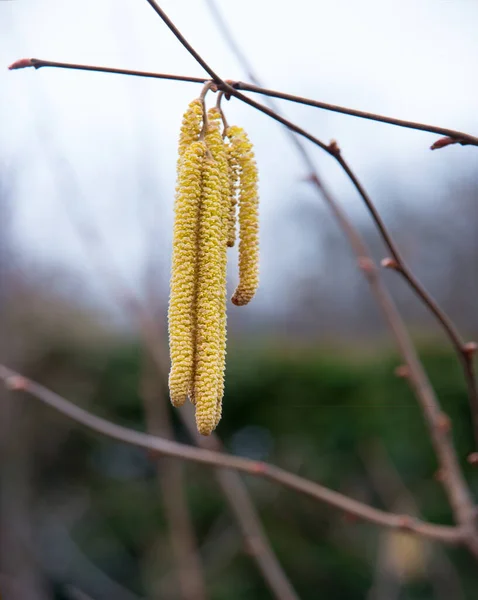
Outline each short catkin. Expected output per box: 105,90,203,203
226,126,260,306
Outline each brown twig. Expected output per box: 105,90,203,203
31,123,300,599
360,441,465,600
139,2,478,452
0,364,463,545
169,0,478,556
180,405,300,600
9,57,478,147
9,0,478,564
336,157,478,448
140,354,206,600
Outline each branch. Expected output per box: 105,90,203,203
0,364,462,545
181,405,300,600
140,354,206,600
14,50,478,430
197,0,478,554
9,57,478,147
30,127,300,600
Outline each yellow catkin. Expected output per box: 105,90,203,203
226,126,260,306
168,140,206,407
194,111,229,435
177,98,204,161
225,138,240,248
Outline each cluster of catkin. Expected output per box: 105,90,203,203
168,96,259,436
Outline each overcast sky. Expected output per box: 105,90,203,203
2,0,478,310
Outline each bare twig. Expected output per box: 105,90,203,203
10,57,478,147
360,441,465,600
0,364,463,545
8,0,478,564
140,354,206,600
139,1,478,450
181,406,300,600
29,121,300,598
197,0,478,556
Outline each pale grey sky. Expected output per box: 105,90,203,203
2,0,478,309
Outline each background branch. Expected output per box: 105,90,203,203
200,0,478,556
0,363,462,545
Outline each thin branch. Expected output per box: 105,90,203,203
231,81,478,147
0,364,463,545
336,155,478,447
8,58,207,85
200,0,478,553
9,0,478,559
32,127,300,599
140,354,206,600
10,57,478,147
181,405,300,600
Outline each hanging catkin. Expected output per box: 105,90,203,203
168,96,260,435
168,139,205,407
226,126,260,306
194,110,229,435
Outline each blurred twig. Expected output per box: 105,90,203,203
201,0,478,556
0,364,463,545
142,0,478,561
360,441,465,600
140,354,207,600
30,110,300,598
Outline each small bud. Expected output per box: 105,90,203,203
381,257,399,270
434,468,445,482
8,58,34,71
357,256,375,274
467,452,478,466
394,365,410,379
397,515,414,531
436,413,451,434
5,375,27,391
463,342,478,357
328,139,340,155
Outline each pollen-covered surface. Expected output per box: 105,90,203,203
168,140,206,407
225,138,240,248
226,126,260,306
194,113,229,436
177,98,204,160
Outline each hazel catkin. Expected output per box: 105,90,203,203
194,112,229,435
168,140,206,407
226,126,260,306
168,96,261,435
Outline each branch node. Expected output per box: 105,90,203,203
430,136,469,151
328,139,341,155
251,461,267,475
467,452,478,466
5,375,28,391
380,257,399,270
397,515,414,531
394,365,410,379
436,412,452,434
8,58,35,71
463,342,478,358
357,256,375,274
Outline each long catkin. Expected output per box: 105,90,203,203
194,112,229,435
226,126,260,306
168,140,206,407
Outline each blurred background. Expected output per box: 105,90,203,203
1,0,478,598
